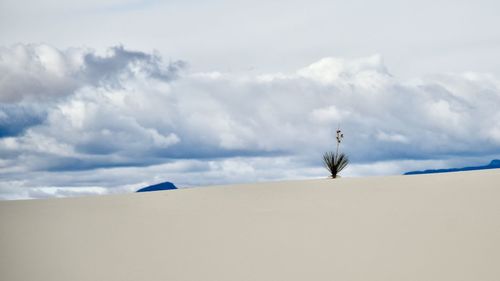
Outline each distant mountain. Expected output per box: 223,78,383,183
405,160,500,175
136,181,177,192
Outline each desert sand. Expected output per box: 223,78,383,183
1,169,500,281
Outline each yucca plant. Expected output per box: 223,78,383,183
323,151,349,178
323,127,349,178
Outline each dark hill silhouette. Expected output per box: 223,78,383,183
405,160,500,175
136,181,177,192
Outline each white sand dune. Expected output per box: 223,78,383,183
1,169,500,281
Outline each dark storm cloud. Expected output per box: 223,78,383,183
0,104,46,137
42,155,161,172
82,45,185,86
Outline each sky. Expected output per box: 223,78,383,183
1,0,500,199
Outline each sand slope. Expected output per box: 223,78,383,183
1,170,500,281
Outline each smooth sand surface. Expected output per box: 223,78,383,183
1,170,500,281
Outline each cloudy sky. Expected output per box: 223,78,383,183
1,0,500,199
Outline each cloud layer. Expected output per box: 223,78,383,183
1,44,500,199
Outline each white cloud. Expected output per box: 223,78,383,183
0,44,82,103
297,55,389,85
310,106,346,124
1,44,500,199
376,131,409,144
